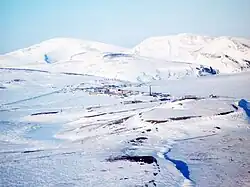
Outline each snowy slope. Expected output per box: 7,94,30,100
1,67,250,187
0,38,200,82
0,38,127,66
133,33,250,73
1,34,250,83
1,35,250,186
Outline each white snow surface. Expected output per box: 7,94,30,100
1,34,250,82
133,33,250,73
0,34,250,187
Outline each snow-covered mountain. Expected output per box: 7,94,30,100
133,33,250,73
1,34,250,187
1,34,250,82
0,38,127,66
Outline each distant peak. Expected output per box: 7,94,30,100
4,37,126,56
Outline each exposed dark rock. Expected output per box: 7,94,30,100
216,111,234,116
169,116,202,121
84,113,107,118
106,155,158,165
13,79,25,82
145,119,169,124
145,115,201,123
231,104,239,110
148,180,157,186
209,94,219,98
172,95,204,102
225,55,239,64
22,149,43,154
129,137,148,145
31,111,59,116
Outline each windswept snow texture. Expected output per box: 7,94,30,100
1,34,250,187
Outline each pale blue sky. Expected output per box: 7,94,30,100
1,0,250,54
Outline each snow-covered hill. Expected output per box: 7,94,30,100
1,34,250,187
1,34,250,82
0,38,126,66
0,37,198,82
133,33,250,73
1,64,250,187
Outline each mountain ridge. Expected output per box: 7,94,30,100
1,34,250,82
132,33,250,73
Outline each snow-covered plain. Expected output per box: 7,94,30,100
0,34,250,187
